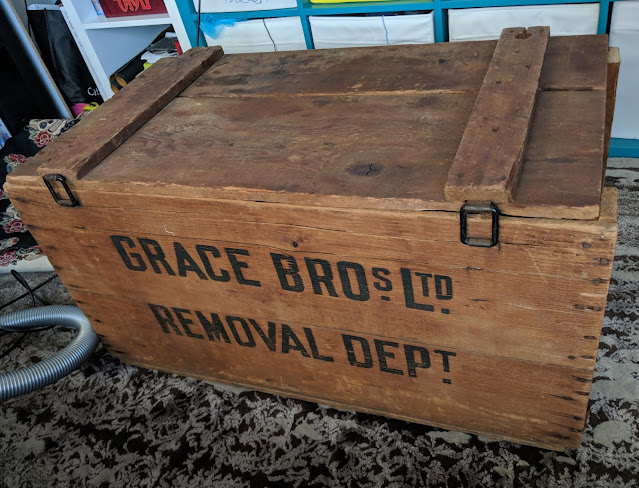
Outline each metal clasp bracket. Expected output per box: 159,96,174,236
460,202,500,247
43,174,79,207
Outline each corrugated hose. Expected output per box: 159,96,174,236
0,305,100,401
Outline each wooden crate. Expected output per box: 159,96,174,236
6,28,619,450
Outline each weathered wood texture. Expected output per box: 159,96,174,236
82,89,605,219
5,180,617,450
13,36,609,220
34,47,223,180
604,47,620,170
83,35,607,220
445,27,549,203
182,35,607,97
76,291,595,450
4,35,618,450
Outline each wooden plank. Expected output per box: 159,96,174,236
7,184,617,279
7,185,616,370
73,290,593,450
445,27,550,204
85,92,473,205
514,90,606,212
7,39,609,220
183,43,497,98
604,48,621,175
73,91,606,220
540,34,609,91
28,229,609,366
33,47,223,181
5,183,616,450
181,36,607,99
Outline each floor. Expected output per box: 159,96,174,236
0,158,637,487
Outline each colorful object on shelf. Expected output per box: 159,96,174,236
70,103,88,116
90,0,105,15
200,16,240,39
98,0,167,18
201,17,307,53
110,54,147,93
141,34,180,63
83,103,101,111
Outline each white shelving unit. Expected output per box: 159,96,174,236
82,12,172,29
61,0,185,101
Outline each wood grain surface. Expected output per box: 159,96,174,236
4,36,618,450
34,47,223,180
69,34,607,220
604,47,620,169
445,27,550,203
74,289,594,449
10,36,611,219
4,180,616,449
182,36,607,98
80,88,606,219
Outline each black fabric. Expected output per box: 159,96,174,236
0,6,66,133
27,8,101,105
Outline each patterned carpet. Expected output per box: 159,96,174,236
0,158,637,487
0,119,77,271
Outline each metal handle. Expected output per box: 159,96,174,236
460,202,500,247
43,174,79,207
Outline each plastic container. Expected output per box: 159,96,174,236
203,17,306,53
310,12,434,50
448,4,599,41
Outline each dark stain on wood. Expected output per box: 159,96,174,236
348,163,383,177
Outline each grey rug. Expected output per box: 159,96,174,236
0,158,637,487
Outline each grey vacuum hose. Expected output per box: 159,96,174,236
0,305,100,401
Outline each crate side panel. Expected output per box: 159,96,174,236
9,186,616,370
73,289,592,450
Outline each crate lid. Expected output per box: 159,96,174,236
25,30,614,220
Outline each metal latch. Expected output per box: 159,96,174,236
460,202,500,247
43,174,79,207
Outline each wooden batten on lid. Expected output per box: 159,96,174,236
444,26,550,204
35,47,224,181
